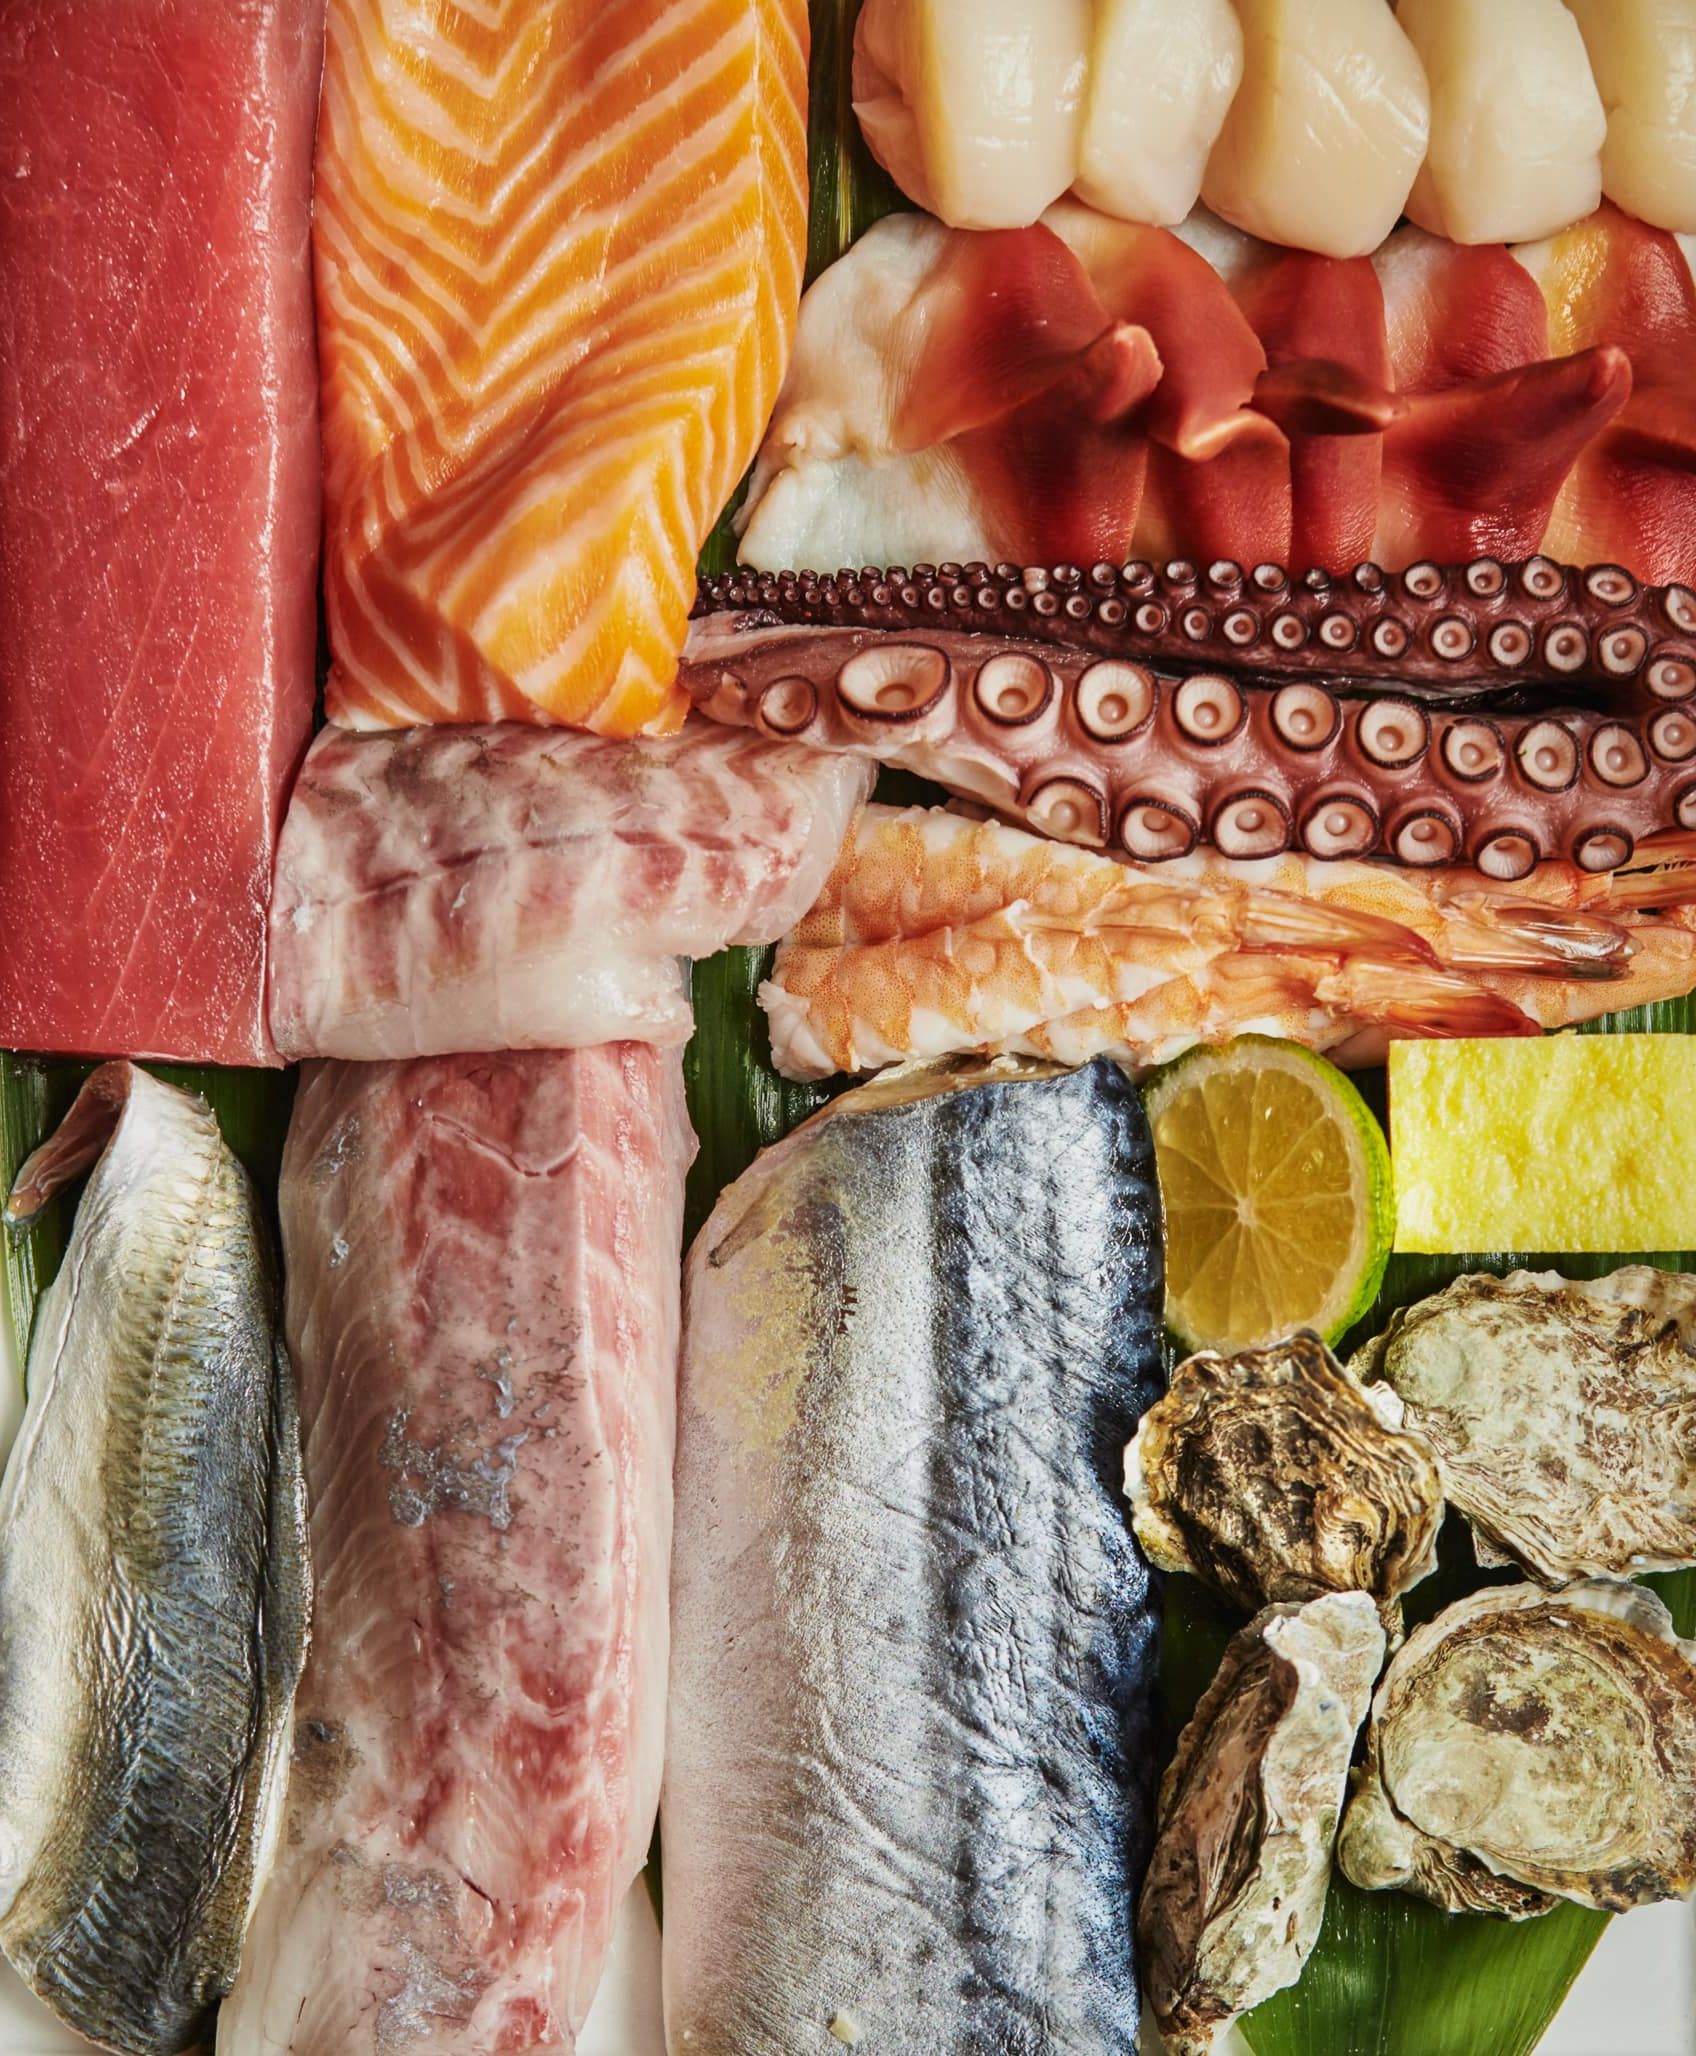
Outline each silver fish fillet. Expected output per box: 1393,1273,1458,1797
0,1062,309,2056
664,1057,1165,2055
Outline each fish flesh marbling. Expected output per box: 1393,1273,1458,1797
665,1057,1164,2054
0,0,323,1065
220,1045,692,2054
0,1064,309,2056
268,722,870,1059
315,0,808,733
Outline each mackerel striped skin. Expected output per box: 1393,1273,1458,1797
315,0,809,733
0,1064,308,2056
664,1058,1164,2054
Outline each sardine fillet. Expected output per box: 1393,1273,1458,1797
220,1047,693,2054
665,1058,1164,2054
267,722,870,1059
0,1065,308,2056
317,0,809,733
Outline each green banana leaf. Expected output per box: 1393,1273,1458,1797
2,5,1692,2052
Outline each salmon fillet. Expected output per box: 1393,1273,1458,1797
315,0,810,734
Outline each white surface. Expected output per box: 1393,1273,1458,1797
1543,1899,1695,2056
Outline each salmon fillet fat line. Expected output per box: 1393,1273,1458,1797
315,0,811,734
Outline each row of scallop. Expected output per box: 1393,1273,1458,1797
682,628,1696,878
855,0,1696,256
697,558,1696,705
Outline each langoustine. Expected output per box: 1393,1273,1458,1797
665,1057,1164,2053
760,804,1696,1080
267,721,871,1059
219,1046,691,2054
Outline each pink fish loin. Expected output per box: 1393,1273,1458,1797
219,1045,692,2051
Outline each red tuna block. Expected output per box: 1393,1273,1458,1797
0,0,324,1065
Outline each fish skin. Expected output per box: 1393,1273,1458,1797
221,1046,693,2054
0,1064,309,2056
664,1057,1164,2055
267,721,871,1060
315,0,809,734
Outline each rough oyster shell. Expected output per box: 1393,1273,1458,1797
1137,1591,1386,2056
1124,1331,1443,1634
1338,1579,1696,1918
1350,1267,1696,1584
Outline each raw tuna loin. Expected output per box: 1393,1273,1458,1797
0,0,324,1065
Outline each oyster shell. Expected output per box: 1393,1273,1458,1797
1137,1591,1386,2056
1124,1331,1443,1634
1338,1579,1696,1918
1350,1267,1696,1584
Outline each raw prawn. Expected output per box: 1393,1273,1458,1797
762,805,1696,1078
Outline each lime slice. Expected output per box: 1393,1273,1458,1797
1143,1037,1392,1354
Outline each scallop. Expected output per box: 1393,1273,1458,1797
1202,0,1430,258
1399,0,1605,243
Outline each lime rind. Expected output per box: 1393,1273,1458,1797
1142,1037,1393,1355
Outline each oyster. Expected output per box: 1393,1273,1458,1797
1338,1579,1696,1918
1124,1331,1442,1633
1137,1591,1386,2056
1351,1267,1696,1583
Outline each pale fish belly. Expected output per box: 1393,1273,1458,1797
0,1064,308,2056
664,1057,1165,2055
267,722,871,1061
218,1046,692,2054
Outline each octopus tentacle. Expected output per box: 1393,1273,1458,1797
681,615,1696,882
695,557,1696,709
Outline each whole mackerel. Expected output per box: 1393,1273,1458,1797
0,1063,309,2055
664,1057,1165,2055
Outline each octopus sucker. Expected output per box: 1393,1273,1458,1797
685,564,1696,872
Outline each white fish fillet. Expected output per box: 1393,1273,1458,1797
268,722,870,1059
218,1046,693,2054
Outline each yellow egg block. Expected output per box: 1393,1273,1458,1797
1390,1034,1696,1253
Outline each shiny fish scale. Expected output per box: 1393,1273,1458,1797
665,1059,1164,2054
0,1067,308,2056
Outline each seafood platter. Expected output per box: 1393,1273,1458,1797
7,2,1696,2052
